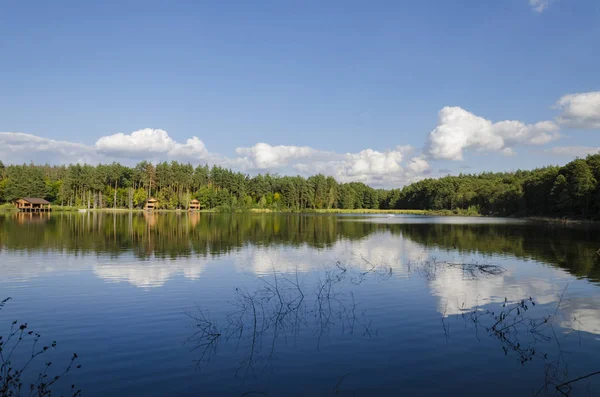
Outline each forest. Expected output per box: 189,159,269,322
0,153,598,218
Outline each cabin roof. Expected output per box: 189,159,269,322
190,199,200,203
146,198,158,202
19,198,51,204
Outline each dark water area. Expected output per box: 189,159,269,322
1,212,599,396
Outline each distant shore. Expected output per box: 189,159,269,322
0,207,428,215
524,216,600,225
0,207,462,216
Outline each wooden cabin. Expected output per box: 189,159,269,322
144,198,158,210
188,199,200,211
15,198,51,212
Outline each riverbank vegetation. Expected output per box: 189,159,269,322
385,154,599,219
0,153,598,218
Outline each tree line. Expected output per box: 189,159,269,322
381,153,599,218
0,153,598,217
0,160,384,211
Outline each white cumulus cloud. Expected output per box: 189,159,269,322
234,143,321,169
529,0,550,13
168,137,209,158
425,106,560,161
95,128,209,160
0,132,100,164
555,91,600,129
406,155,431,174
293,147,429,187
342,148,407,175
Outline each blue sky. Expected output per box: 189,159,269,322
1,0,599,187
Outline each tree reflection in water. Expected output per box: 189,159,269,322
187,255,392,379
189,260,600,396
1,213,598,284
443,284,600,396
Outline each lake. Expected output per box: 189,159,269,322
1,212,599,396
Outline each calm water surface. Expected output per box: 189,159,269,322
1,212,599,396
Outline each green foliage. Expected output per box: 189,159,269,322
133,188,148,207
3,165,47,201
562,158,597,214
52,205,81,212
104,186,115,208
0,203,17,212
45,179,62,203
550,174,569,212
157,186,178,209
196,186,212,209
0,179,8,202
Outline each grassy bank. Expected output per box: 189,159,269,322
52,205,83,212
307,208,484,216
307,209,428,215
0,204,82,213
47,207,218,213
0,203,18,213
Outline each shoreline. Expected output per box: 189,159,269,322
524,216,600,225
1,206,598,223
0,207,461,216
